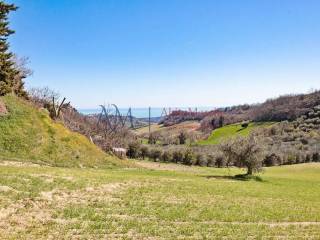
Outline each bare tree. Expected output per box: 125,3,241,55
28,86,60,105
50,96,67,119
12,55,33,79
11,55,33,97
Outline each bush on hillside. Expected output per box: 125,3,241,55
140,146,149,160
264,153,281,166
206,154,216,167
149,148,162,161
127,142,141,159
172,149,184,163
183,148,194,165
161,150,172,162
215,154,226,168
178,131,187,145
148,132,160,144
313,152,320,162
241,121,249,128
195,153,207,166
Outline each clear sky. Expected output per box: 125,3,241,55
9,0,320,108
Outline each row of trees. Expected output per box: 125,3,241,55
147,130,202,146
128,134,265,175
128,123,320,176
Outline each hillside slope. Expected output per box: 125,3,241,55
198,122,274,145
0,95,128,168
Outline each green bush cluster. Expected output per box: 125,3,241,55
127,142,227,167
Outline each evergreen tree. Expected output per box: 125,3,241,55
0,1,26,96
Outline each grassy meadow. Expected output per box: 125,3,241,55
198,122,275,145
1,160,320,239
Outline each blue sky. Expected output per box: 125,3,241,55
9,0,320,108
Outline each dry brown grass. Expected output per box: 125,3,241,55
135,121,202,139
0,99,7,115
0,179,141,239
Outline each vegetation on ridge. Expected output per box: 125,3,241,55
0,95,129,168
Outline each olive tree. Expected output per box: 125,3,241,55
219,134,263,175
140,146,149,160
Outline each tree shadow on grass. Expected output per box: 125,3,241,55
236,127,247,133
203,174,264,182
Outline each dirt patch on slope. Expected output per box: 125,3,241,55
0,186,16,193
0,160,40,168
136,121,202,138
135,160,202,173
0,99,7,116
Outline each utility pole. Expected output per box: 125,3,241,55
148,107,151,137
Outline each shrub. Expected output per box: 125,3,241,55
295,152,302,164
140,146,149,160
263,153,281,166
188,131,203,144
269,126,278,135
286,153,295,165
149,148,162,161
207,154,216,167
127,142,141,159
162,134,178,145
300,138,309,145
183,148,194,165
148,133,159,144
308,111,315,118
313,152,320,162
305,153,312,163
314,105,320,111
218,115,224,127
241,121,249,128
195,153,207,166
172,150,184,163
178,131,187,145
161,151,172,162
215,155,226,168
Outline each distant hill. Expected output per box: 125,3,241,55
199,90,320,133
0,95,130,168
160,90,320,132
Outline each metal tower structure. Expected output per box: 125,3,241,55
97,104,134,133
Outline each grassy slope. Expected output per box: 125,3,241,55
0,161,319,239
135,121,201,135
198,122,274,145
135,121,202,145
134,123,163,135
0,95,128,168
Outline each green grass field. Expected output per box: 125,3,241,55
198,122,275,145
1,160,319,239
